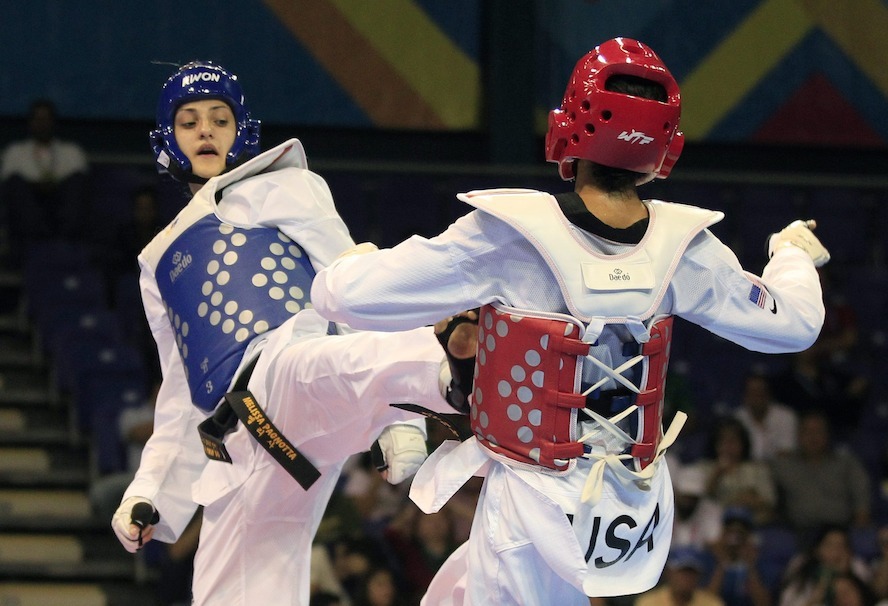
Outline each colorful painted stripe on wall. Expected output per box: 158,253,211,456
263,0,480,129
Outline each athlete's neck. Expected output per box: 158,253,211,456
574,183,648,229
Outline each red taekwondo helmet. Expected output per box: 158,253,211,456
545,37,684,184
150,61,261,183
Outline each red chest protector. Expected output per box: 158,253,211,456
469,303,674,474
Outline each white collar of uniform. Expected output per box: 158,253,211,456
203,138,308,197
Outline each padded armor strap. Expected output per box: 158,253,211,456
633,316,674,469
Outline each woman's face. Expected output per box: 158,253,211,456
174,99,236,180
817,530,851,570
366,569,396,606
716,428,745,462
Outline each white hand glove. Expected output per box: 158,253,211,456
768,219,830,267
374,423,428,485
111,496,159,553
335,242,379,260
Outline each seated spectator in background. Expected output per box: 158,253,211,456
778,525,872,606
351,565,409,606
310,543,351,605
341,451,412,537
327,535,390,601
635,546,725,606
104,184,165,298
382,501,460,604
734,372,798,462
310,592,345,606
869,526,888,603
706,507,772,606
770,347,870,443
0,98,89,255
807,266,861,368
690,417,777,527
769,410,871,542
671,458,725,551
89,381,158,522
830,571,880,606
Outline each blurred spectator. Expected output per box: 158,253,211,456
0,98,89,256
311,543,352,605
311,592,346,606
328,536,389,601
734,372,798,462
689,417,777,526
87,381,199,605
671,459,725,551
705,507,772,606
104,184,165,300
831,571,879,606
635,546,725,606
770,347,870,443
869,526,888,602
352,565,409,606
382,502,460,603
769,411,871,541
155,508,202,606
808,266,861,367
89,381,158,522
341,451,412,537
778,525,871,606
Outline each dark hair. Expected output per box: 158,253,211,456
352,565,406,606
605,74,668,102
310,591,344,606
578,162,640,194
784,524,852,588
705,417,752,461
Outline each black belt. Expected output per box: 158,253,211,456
197,356,321,490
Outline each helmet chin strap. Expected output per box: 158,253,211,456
167,151,253,186
186,173,210,185
163,159,209,185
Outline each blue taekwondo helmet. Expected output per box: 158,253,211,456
149,61,261,183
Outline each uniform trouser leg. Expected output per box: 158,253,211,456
421,464,589,606
191,324,450,604
265,324,452,467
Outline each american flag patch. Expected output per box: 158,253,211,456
748,283,766,309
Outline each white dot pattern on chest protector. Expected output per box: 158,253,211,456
164,226,312,358
158,218,317,411
470,304,587,469
473,307,555,459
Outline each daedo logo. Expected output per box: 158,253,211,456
169,250,193,283
609,268,631,282
183,72,222,87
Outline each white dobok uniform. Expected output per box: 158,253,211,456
311,188,825,605
122,139,452,605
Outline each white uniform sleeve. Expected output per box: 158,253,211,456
670,232,825,353
121,261,205,543
312,211,824,355
311,211,550,330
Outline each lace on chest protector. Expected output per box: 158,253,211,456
469,303,683,480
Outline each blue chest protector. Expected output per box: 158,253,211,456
156,215,316,411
